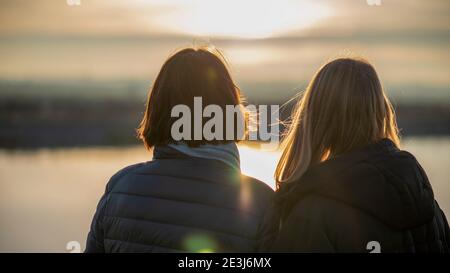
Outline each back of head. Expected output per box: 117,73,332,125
137,46,242,149
276,57,400,188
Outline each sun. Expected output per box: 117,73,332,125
151,0,331,39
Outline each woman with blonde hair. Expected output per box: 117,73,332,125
271,57,449,252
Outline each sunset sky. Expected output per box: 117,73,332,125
0,0,448,37
0,0,449,102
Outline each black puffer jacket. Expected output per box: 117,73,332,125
85,146,273,253
271,139,450,252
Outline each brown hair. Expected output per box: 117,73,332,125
275,57,400,189
137,46,242,149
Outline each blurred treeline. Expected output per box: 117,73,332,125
1,80,449,149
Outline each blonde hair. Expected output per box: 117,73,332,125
275,57,400,189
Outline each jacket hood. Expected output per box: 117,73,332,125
276,139,436,230
167,142,241,171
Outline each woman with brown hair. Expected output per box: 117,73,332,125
85,47,273,253
271,57,449,252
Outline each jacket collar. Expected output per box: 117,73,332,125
152,145,190,160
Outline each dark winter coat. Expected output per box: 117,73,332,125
271,139,450,252
85,145,274,253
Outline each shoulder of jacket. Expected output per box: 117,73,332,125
289,194,357,221
106,162,148,192
241,175,274,195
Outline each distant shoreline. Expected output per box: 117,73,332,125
1,95,449,149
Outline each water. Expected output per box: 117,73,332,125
0,137,449,252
